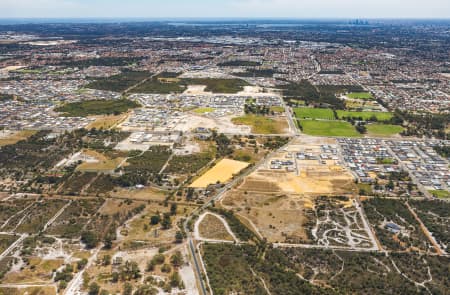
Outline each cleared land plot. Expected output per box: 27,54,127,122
198,213,234,241
294,107,335,120
363,198,434,253
232,115,288,134
366,124,404,137
0,286,56,295
182,78,250,94
193,107,215,114
118,203,194,250
0,130,37,147
189,159,249,188
45,198,105,238
2,257,64,284
111,187,167,202
222,191,309,243
336,110,393,121
86,113,128,130
300,120,361,137
347,92,374,99
76,150,124,173
409,200,450,250
55,99,140,117
429,190,450,199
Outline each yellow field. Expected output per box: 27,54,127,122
87,113,128,130
190,159,250,188
76,149,124,172
0,130,37,146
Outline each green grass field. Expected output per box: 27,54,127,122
347,92,374,100
300,120,361,137
270,106,285,113
55,99,140,117
294,107,335,120
336,111,393,122
194,107,215,114
367,124,404,137
430,190,450,199
232,115,287,134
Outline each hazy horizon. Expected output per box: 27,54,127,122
1,0,450,19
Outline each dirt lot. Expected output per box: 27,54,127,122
190,159,250,188
222,190,310,243
0,130,37,147
198,213,234,241
220,137,358,243
110,187,167,202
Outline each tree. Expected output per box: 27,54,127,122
169,271,182,288
175,231,183,243
123,282,132,295
161,264,172,273
88,282,100,295
77,258,88,271
81,231,98,249
161,213,171,229
150,215,160,225
170,203,177,215
170,251,184,267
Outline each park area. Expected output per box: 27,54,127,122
294,107,335,120
336,110,393,121
366,124,404,137
232,114,288,134
189,159,250,188
300,120,361,137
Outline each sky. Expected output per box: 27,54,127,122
1,0,449,19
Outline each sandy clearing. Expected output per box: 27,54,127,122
189,159,250,188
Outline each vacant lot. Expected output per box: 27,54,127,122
429,190,450,199
300,120,361,137
198,213,234,241
190,159,249,188
336,110,393,121
294,107,335,120
0,130,37,147
347,92,374,99
86,113,128,130
232,115,288,134
76,150,124,173
366,124,404,137
56,99,140,117
182,78,250,93
193,107,215,114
